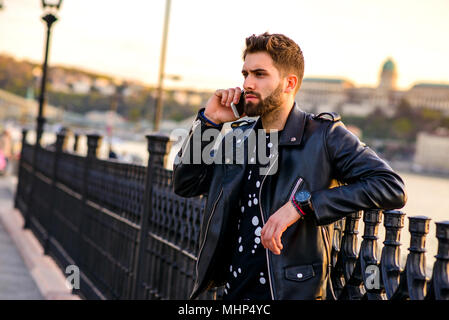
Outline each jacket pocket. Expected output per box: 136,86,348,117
284,264,315,282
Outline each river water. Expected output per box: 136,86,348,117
384,170,449,275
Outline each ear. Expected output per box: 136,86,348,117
284,74,298,94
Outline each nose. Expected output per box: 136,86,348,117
243,76,255,92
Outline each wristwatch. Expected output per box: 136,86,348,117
291,190,314,217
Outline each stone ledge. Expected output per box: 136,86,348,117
0,208,81,300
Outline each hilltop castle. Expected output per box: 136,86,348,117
297,58,449,117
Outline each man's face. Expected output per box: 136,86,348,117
242,52,285,117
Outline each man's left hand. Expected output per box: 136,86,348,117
260,201,302,255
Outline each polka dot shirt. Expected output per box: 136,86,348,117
222,124,282,300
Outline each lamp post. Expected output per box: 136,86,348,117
153,0,172,132
36,0,63,146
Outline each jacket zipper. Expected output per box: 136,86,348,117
195,188,223,288
258,154,279,300
289,177,304,201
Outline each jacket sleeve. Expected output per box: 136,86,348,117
310,121,407,226
172,108,223,198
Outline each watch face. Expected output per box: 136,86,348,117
295,191,311,203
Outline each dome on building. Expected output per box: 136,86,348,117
382,58,396,72
378,57,397,90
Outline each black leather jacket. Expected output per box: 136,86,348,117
173,103,407,300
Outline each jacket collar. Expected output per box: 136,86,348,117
253,102,307,146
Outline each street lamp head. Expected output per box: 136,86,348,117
165,74,182,81
41,0,63,10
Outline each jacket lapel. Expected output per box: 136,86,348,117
278,102,307,146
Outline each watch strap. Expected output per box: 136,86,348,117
291,198,306,218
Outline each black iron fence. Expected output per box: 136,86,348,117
15,130,215,300
14,129,449,300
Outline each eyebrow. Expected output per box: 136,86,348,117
241,68,268,74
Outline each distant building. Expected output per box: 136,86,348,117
414,129,449,172
172,89,207,107
93,78,116,96
372,58,404,116
49,68,93,95
296,57,448,118
405,83,449,115
341,102,377,117
70,77,92,95
173,91,188,105
378,58,398,91
122,82,145,97
188,93,203,106
296,77,354,113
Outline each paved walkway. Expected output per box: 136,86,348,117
0,174,79,300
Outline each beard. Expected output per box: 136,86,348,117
243,83,284,117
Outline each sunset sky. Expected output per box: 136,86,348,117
1,0,448,91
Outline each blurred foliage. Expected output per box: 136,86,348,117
47,89,198,122
343,99,449,143
0,54,200,123
0,55,35,96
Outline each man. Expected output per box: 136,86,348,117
173,32,406,300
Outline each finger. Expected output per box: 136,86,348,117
263,221,281,254
226,88,235,106
214,89,224,98
220,91,229,105
267,224,281,254
261,224,271,248
233,87,242,104
268,236,280,255
263,224,279,254
274,229,283,251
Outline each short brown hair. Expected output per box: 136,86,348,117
243,32,305,93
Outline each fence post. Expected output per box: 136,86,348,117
380,210,406,299
80,132,102,209
77,134,102,288
73,132,80,153
14,129,28,210
332,211,362,298
132,133,171,299
331,218,345,270
86,134,101,160
360,209,385,299
43,131,67,254
426,221,449,300
407,216,431,300
24,127,42,229
392,216,431,300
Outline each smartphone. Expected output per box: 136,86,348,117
230,90,245,118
